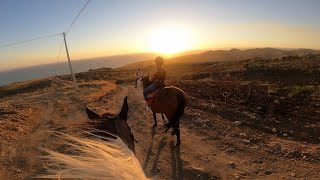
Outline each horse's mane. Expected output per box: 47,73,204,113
37,132,148,180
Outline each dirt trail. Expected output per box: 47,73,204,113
122,84,320,179
125,85,222,179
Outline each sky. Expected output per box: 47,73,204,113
0,0,320,70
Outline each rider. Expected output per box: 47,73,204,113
135,68,143,88
143,56,166,103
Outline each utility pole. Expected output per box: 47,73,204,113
63,32,78,89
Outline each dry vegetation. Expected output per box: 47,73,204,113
1,52,320,179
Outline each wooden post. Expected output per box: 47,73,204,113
63,32,78,89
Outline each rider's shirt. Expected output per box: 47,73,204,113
153,68,166,87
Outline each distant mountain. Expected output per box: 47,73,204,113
0,52,158,86
119,48,320,70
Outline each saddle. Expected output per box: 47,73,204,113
146,84,166,106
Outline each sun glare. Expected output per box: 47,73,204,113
149,27,192,54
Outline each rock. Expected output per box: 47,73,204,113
280,97,286,100
234,121,242,125
272,128,277,133
257,107,262,110
239,172,247,176
264,170,273,175
243,139,251,144
283,133,288,137
17,127,24,132
233,174,240,180
11,127,24,132
303,156,307,160
274,100,280,104
228,162,236,169
290,173,296,177
239,133,247,136
254,159,264,164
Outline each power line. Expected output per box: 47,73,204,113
0,0,92,49
66,0,91,34
0,33,62,49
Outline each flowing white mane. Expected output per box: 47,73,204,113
38,132,148,180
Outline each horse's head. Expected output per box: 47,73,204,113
141,75,150,89
86,96,136,153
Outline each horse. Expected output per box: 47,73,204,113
38,97,148,179
141,75,188,146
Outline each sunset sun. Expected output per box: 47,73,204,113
149,27,192,54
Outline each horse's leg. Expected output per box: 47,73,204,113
174,120,181,146
152,112,157,127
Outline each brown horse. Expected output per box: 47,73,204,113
85,96,136,152
142,76,188,145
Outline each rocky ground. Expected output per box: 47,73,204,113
1,55,320,179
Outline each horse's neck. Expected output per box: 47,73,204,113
143,80,152,89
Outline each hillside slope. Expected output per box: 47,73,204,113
119,48,320,70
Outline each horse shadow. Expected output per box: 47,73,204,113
150,136,167,176
143,125,168,177
143,126,157,171
170,140,184,180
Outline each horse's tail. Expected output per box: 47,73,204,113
177,91,187,119
170,91,187,125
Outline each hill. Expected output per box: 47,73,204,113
119,48,320,70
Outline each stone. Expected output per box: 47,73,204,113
290,173,296,177
254,159,264,164
274,100,280,104
264,170,273,175
234,174,240,180
234,121,242,125
17,127,24,132
303,156,307,160
228,162,236,169
283,133,288,137
272,128,277,133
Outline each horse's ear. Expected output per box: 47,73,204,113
86,107,101,119
118,96,128,120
